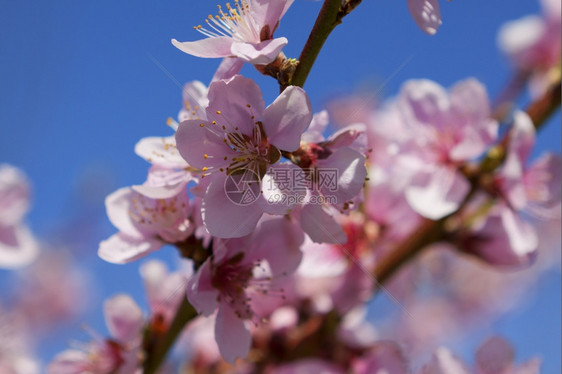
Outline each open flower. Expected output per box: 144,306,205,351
186,217,304,362
98,185,192,264
176,75,312,238
172,0,294,79
498,0,561,96
463,111,561,267
288,111,368,243
398,78,498,219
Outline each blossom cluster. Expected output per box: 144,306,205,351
0,0,559,373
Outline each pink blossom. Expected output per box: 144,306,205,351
98,185,192,264
0,164,38,269
295,217,375,313
133,81,209,199
407,0,442,35
498,0,561,95
175,75,312,238
186,217,304,362
140,260,188,326
47,295,144,374
291,111,368,243
179,314,222,366
172,0,294,79
398,78,498,219
465,111,560,267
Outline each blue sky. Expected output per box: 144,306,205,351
0,0,560,371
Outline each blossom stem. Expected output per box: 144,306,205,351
143,296,198,374
287,0,362,89
372,78,561,290
142,237,210,374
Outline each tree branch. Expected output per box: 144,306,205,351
287,0,362,90
143,296,198,374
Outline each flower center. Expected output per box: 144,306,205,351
211,252,285,321
194,1,260,43
200,117,280,179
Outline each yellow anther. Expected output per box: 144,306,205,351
216,110,221,114
202,167,208,171
200,123,205,127
204,154,208,159
166,117,173,125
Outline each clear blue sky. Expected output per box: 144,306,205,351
0,0,560,371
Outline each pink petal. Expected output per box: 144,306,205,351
105,187,143,237
171,36,234,58
215,302,252,363
262,86,312,151
134,136,188,169
212,57,244,81
316,147,366,204
476,336,515,374
248,217,304,276
231,38,288,64
300,203,347,244
260,163,306,215
132,166,190,199
301,110,329,144
449,118,498,161
407,0,442,35
450,78,492,121
98,233,162,264
497,16,546,70
399,79,450,134
182,80,209,114
0,224,38,269
500,206,539,258
405,167,470,219
201,177,263,238
175,119,235,169
186,260,219,316
206,75,266,136
140,261,187,323
323,123,368,152
249,0,294,32
104,294,144,344
466,207,537,267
